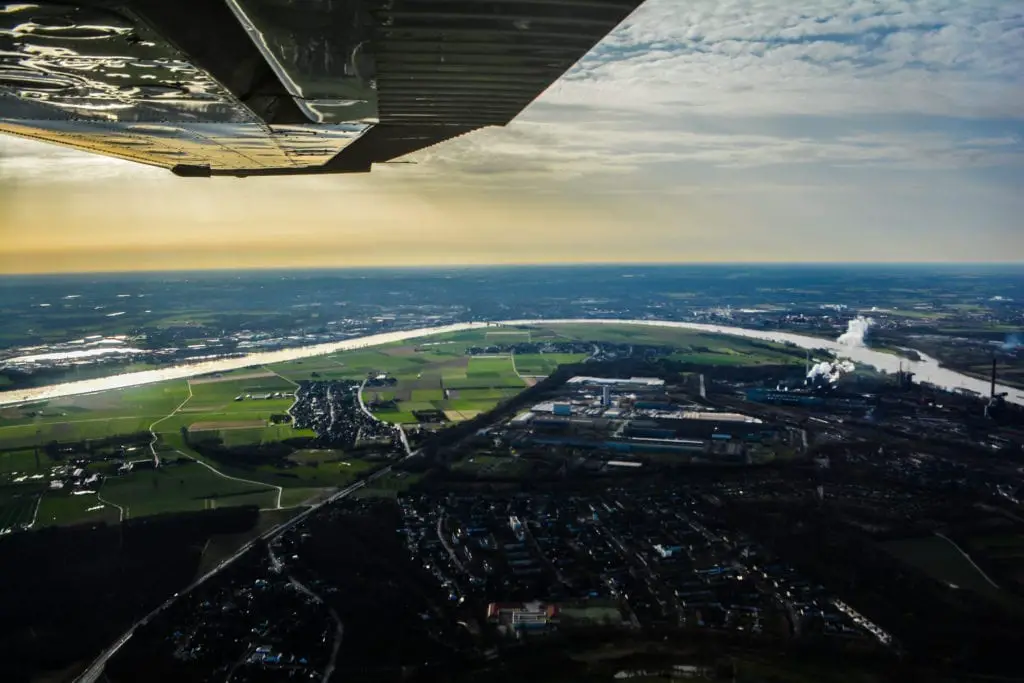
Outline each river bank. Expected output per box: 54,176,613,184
2,319,1021,408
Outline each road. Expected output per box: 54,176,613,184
73,459,409,683
264,542,343,683
358,378,412,457
934,531,1001,589
436,514,468,575
356,379,374,421
180,450,283,511
142,377,284,510
147,381,193,467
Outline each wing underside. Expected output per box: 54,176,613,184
0,0,644,177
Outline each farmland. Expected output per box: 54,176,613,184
513,352,589,375
363,351,526,425
152,374,307,440
538,323,807,366
0,322,812,529
0,381,189,448
35,490,120,527
266,328,537,426
100,460,278,518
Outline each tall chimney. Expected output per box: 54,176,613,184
991,357,997,399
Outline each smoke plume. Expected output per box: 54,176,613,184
837,316,874,347
1003,333,1022,351
807,359,856,384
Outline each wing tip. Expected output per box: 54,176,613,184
170,164,213,178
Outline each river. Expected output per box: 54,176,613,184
1,318,1021,407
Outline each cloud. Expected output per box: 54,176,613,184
400,0,1024,185
560,0,1024,118
0,134,163,182
1,0,1022,265
3,0,1021,188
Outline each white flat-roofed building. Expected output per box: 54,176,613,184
566,376,665,387
677,411,762,424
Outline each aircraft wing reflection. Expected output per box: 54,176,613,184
0,0,645,177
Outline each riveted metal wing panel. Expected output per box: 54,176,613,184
0,0,644,176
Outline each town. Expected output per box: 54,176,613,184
84,349,1024,683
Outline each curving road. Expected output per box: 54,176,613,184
73,461,408,683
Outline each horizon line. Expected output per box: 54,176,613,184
3,260,1024,277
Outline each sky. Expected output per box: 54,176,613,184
1,0,1022,273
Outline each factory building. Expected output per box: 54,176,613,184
487,602,559,630
566,376,665,388
746,388,877,410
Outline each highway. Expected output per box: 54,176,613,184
74,459,407,683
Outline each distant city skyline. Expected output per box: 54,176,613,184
2,0,1022,273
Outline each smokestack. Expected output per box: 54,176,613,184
991,357,997,399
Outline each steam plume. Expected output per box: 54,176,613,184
837,316,874,347
807,360,856,383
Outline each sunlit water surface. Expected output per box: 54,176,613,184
1,319,1020,407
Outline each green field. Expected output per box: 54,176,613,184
36,490,120,527
101,460,278,518
162,428,377,491
484,330,532,343
0,321,818,528
0,483,43,530
184,376,295,410
881,534,1002,600
353,471,422,499
513,353,588,375
0,381,189,448
538,323,806,366
269,348,443,382
0,448,53,475
342,341,528,424
279,486,333,507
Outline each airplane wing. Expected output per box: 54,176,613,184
0,0,645,177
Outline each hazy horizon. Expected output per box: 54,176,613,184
2,0,1022,273
2,261,1023,279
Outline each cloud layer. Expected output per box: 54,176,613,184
1,0,1022,267
411,0,1023,184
